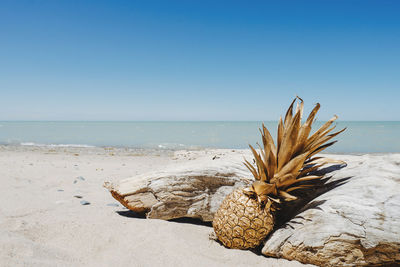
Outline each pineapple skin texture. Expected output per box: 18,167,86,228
212,188,274,249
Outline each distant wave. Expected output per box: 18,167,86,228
17,142,200,150
157,143,186,149
20,142,95,148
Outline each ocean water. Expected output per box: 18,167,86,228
0,121,399,153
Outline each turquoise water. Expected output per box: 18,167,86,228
0,121,399,153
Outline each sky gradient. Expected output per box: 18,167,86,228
1,0,399,121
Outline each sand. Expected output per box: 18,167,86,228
0,145,312,267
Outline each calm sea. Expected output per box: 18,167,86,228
0,121,399,153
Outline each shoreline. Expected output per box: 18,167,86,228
1,144,398,157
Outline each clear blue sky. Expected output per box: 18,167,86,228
1,0,399,121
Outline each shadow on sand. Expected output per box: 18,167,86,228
169,217,212,227
116,210,146,219
115,210,213,226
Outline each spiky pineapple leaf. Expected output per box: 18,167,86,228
305,115,338,148
277,110,302,170
279,190,297,201
243,97,345,204
277,117,284,155
249,145,267,181
286,184,315,192
244,159,258,179
284,97,297,129
293,103,320,156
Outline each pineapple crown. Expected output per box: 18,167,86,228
243,97,346,210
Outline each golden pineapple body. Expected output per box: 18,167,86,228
213,188,274,249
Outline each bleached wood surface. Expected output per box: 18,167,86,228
104,150,253,221
262,153,400,266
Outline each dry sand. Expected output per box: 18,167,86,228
0,145,312,267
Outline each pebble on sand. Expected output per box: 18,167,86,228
73,176,86,184
80,200,90,205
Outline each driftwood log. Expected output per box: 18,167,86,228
104,150,252,221
262,153,400,266
104,150,400,266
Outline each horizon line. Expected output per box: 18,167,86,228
0,120,399,123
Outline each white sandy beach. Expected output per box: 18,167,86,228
0,145,313,267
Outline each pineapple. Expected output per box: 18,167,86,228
213,97,345,249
